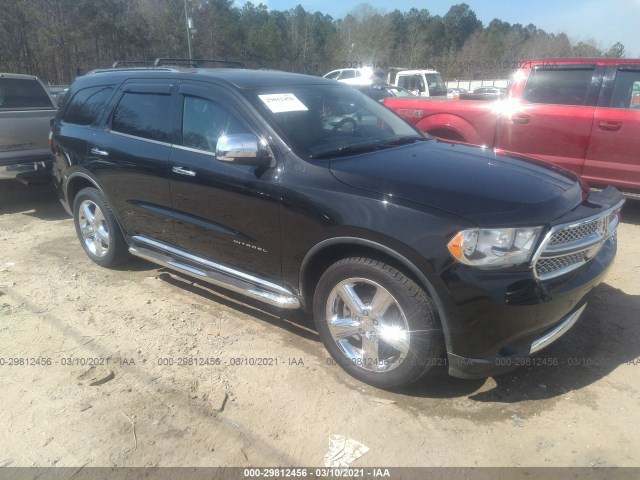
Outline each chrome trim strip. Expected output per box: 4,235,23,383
172,144,216,156
129,236,300,309
530,304,587,354
108,130,173,147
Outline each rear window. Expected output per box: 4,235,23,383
111,92,172,143
62,86,114,125
0,78,54,109
523,67,595,106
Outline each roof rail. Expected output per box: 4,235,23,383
111,60,154,68
153,58,244,68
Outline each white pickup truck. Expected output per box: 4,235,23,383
0,73,57,181
389,69,447,97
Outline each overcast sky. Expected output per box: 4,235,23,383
238,0,640,57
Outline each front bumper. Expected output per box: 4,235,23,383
440,191,621,379
448,303,588,379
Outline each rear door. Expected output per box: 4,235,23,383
495,64,602,175
168,82,281,283
583,64,640,192
88,80,176,244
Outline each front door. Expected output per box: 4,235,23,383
168,82,282,283
495,64,601,176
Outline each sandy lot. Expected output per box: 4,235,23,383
0,180,639,469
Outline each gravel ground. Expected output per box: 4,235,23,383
0,180,639,469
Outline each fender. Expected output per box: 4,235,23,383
299,236,454,354
415,113,482,144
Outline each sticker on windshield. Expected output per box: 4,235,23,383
258,93,308,113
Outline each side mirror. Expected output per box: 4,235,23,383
215,133,273,167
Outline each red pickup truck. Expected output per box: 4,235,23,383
383,58,640,196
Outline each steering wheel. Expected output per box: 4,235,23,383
332,118,359,136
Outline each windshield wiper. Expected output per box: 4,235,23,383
310,144,385,159
309,136,429,159
382,135,429,146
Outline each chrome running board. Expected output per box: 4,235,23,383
129,235,300,309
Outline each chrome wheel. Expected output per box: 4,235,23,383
78,199,110,258
325,277,410,373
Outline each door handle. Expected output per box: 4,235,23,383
508,114,530,124
172,166,196,177
598,120,622,132
90,148,109,157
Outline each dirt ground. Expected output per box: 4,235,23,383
0,179,639,469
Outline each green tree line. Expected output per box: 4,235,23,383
0,0,627,85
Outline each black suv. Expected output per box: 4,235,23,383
51,68,623,388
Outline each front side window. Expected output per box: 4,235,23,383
523,67,595,106
111,92,172,142
182,96,249,152
610,69,640,109
0,78,53,109
62,86,113,125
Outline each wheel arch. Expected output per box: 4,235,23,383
299,237,453,353
66,172,104,209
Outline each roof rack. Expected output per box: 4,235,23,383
153,58,244,68
111,60,154,68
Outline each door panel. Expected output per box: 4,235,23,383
495,65,600,175
168,83,281,283
584,66,640,191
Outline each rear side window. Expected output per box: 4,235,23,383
0,78,53,109
523,67,595,106
340,70,355,79
111,92,172,143
62,86,113,125
610,69,640,109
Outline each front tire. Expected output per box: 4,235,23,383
314,257,443,388
73,187,130,267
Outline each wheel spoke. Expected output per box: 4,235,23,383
337,283,366,316
368,287,395,319
81,202,95,225
93,238,105,256
375,324,410,356
328,316,361,339
361,332,379,367
96,225,110,246
93,207,105,227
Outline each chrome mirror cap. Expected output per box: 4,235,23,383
216,133,271,166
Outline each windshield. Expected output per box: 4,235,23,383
244,84,424,158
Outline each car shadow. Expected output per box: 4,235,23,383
621,199,640,225
400,283,640,401
154,268,321,343
0,179,69,220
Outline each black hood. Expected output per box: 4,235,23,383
329,140,584,226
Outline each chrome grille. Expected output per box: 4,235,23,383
533,202,623,281
548,219,599,246
536,252,586,276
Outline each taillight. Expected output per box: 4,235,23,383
48,131,59,155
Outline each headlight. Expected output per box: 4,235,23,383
447,227,543,268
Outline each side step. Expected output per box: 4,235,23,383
129,236,300,309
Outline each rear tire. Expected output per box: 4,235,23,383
73,187,130,267
314,257,443,388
